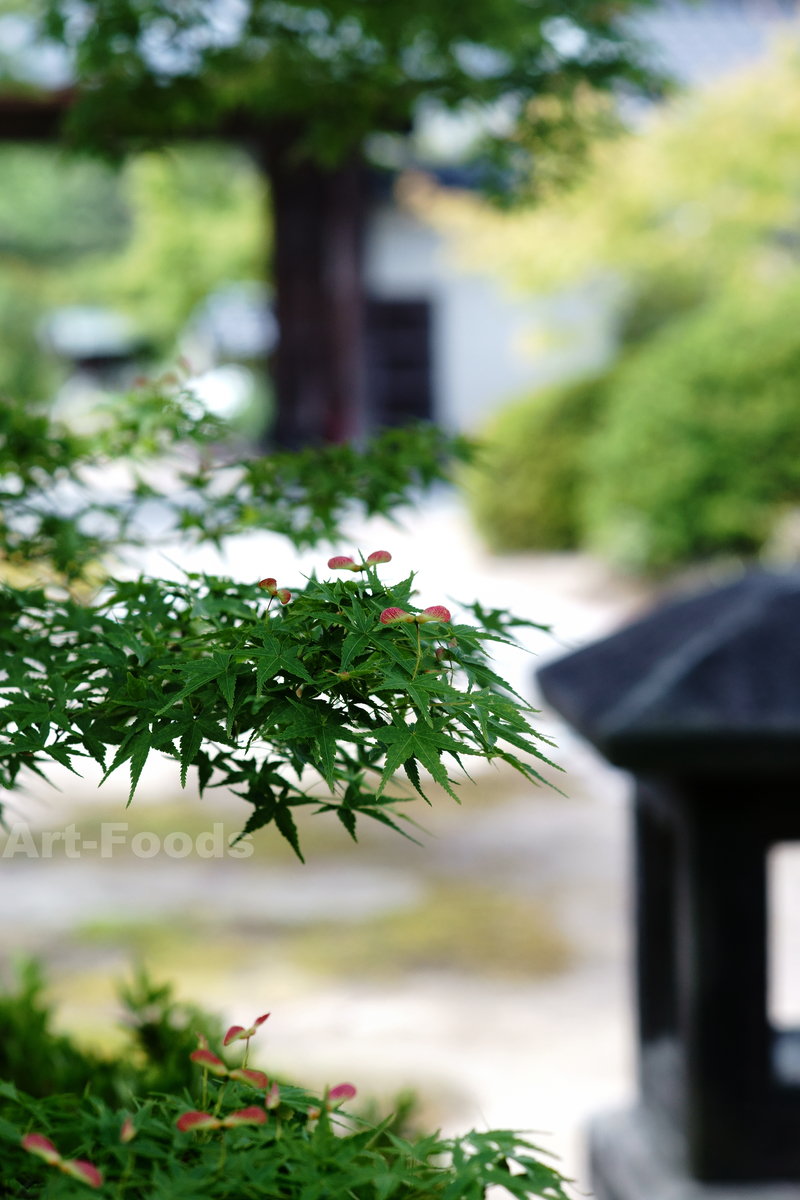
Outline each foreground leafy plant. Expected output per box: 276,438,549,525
1,1087,570,1199
0,1005,571,1200
0,552,555,854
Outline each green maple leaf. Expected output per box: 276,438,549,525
252,636,315,694
374,720,470,800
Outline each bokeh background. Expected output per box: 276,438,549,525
4,2,800,1189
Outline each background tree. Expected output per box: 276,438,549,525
4,0,655,447
449,45,800,569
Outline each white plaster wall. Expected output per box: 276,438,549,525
363,202,618,434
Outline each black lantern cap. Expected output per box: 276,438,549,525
537,571,800,773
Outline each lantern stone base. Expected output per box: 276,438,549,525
589,1108,800,1200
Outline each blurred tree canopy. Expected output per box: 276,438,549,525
37,0,652,172
1,0,658,448
457,47,800,570
420,44,800,313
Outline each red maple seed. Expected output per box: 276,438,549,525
120,1116,137,1144
327,556,359,570
176,1111,221,1133
418,605,451,624
328,1083,357,1104
60,1160,103,1188
224,1013,270,1045
366,550,392,565
22,1134,61,1165
222,1106,267,1128
380,608,413,624
190,1048,229,1076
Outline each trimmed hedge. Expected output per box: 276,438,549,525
470,280,800,570
583,285,800,568
467,374,607,553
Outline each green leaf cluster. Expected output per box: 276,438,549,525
466,375,606,554
0,964,571,1198
53,148,270,352
0,557,555,855
0,145,268,411
579,282,800,568
0,1078,570,1200
0,380,472,580
0,146,130,265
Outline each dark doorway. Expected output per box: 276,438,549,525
364,299,433,427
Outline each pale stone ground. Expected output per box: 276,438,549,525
0,493,652,1192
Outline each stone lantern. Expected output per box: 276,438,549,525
537,571,800,1199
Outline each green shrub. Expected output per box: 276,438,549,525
583,283,800,569
0,964,223,1105
0,970,569,1200
470,277,800,571
616,270,708,348
0,1079,568,1200
467,374,608,553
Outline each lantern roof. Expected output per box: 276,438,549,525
537,570,800,772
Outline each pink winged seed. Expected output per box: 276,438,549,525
265,1083,281,1109
420,606,451,623
328,1083,357,1103
379,608,412,625
22,1134,61,1165
258,578,277,593
60,1160,103,1189
276,589,291,605
243,1012,270,1036
226,1013,270,1043
176,1111,221,1133
190,1048,229,1076
222,1106,267,1128
366,550,392,565
120,1116,137,1144
327,556,359,570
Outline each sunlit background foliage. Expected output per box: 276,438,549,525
430,44,800,569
